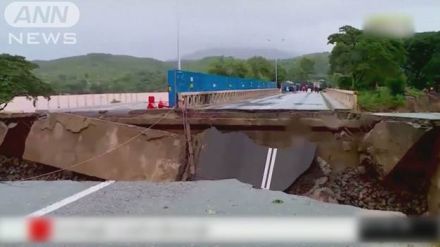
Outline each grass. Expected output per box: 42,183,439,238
358,87,406,112
405,87,425,98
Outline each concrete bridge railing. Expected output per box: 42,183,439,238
178,89,279,108
325,88,358,111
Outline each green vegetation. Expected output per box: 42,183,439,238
202,53,329,83
328,25,440,111
404,31,440,90
280,52,330,81
358,87,405,112
405,87,424,98
328,25,407,91
0,54,53,110
34,53,170,94
29,52,331,97
206,56,287,83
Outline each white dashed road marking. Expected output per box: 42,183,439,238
260,148,278,190
28,180,115,217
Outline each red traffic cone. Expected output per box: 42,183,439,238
158,100,165,109
147,96,155,109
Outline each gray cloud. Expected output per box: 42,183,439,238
1,0,439,60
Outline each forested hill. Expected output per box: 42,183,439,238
33,52,330,94
34,53,171,94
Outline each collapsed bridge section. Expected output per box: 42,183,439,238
1,111,440,215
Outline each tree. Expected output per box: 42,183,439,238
246,56,274,81
0,54,53,110
328,25,406,91
208,56,274,81
422,52,440,90
230,60,249,78
208,57,229,76
298,57,315,80
276,64,287,83
328,26,364,89
404,32,440,90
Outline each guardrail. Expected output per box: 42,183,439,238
324,88,358,111
168,70,277,107
178,89,279,108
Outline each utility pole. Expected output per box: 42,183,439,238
176,1,181,70
177,16,181,70
267,38,285,86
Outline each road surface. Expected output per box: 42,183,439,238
0,180,365,217
46,92,350,114
0,180,418,246
207,92,346,110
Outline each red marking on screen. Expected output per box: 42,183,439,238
28,217,53,242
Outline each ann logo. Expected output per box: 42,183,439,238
5,1,80,28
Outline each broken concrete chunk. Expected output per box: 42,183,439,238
41,113,91,133
23,113,186,181
359,121,430,178
308,187,338,204
316,157,332,176
195,128,316,191
7,122,17,129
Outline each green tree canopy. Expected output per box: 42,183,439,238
208,56,276,82
404,32,440,90
246,56,274,81
328,25,406,91
290,57,315,81
0,54,53,110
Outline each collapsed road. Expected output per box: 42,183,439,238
1,108,440,218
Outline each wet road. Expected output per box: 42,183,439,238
48,92,350,113
0,180,365,217
208,92,334,110
0,180,411,246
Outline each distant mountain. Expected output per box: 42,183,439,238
32,52,329,94
183,48,296,60
34,53,172,93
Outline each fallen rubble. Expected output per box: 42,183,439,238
288,158,427,215
331,167,427,215
0,111,439,216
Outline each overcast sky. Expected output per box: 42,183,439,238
1,0,439,61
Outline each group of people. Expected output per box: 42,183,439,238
282,82,321,93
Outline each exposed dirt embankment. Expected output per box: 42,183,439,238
403,93,440,112
0,155,102,181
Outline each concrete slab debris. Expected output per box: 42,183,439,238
23,113,186,181
359,121,430,178
195,128,316,191
372,112,440,120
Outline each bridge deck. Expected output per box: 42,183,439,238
206,92,349,111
